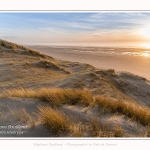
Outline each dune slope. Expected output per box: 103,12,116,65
0,39,150,137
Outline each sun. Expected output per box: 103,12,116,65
142,43,150,48
139,27,150,38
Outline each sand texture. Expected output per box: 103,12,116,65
0,39,150,137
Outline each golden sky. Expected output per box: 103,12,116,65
1,12,150,47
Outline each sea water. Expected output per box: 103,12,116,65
30,46,150,80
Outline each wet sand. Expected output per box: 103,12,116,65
29,46,150,80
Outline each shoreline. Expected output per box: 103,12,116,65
29,45,150,81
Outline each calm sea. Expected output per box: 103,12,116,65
30,46,150,81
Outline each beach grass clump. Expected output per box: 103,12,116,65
107,69,115,74
40,60,60,69
145,125,150,137
39,60,70,74
87,119,124,137
1,88,94,106
26,49,41,56
0,39,25,52
97,69,115,75
38,106,84,136
0,40,16,50
95,96,150,126
38,106,72,134
88,119,102,137
69,123,84,137
113,125,124,137
10,107,35,128
0,39,47,58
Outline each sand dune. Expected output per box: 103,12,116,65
0,39,150,137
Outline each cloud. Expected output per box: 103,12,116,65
1,12,150,46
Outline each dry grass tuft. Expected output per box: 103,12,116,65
0,39,16,50
88,119,102,137
26,49,40,56
39,60,70,74
97,69,116,76
95,96,150,126
10,107,35,128
113,125,124,137
0,107,8,121
88,119,125,137
145,125,150,137
1,88,94,106
38,106,72,134
107,69,115,74
38,106,85,136
0,39,46,58
69,123,83,137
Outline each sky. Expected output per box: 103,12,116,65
1,12,150,47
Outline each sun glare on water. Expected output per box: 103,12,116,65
139,27,150,49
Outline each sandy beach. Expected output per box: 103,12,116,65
29,45,150,80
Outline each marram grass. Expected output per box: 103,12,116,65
95,96,150,126
0,87,94,106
